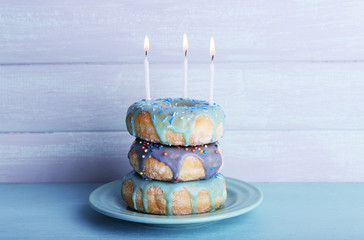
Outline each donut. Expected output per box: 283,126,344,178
126,98,225,146
128,139,224,182
121,171,227,215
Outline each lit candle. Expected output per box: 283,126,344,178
183,33,189,98
209,37,215,105
144,35,151,100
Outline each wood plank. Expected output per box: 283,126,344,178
1,62,364,132
1,130,363,183
1,0,363,63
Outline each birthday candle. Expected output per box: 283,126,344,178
209,37,215,105
144,35,151,100
183,33,189,98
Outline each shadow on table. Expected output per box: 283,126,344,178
80,204,258,236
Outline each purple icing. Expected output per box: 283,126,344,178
129,139,223,183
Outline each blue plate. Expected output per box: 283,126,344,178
89,177,263,228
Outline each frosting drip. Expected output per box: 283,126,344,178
126,98,225,146
122,171,226,215
129,138,223,182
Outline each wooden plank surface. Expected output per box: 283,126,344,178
1,183,364,239
1,0,363,184
1,0,363,64
1,62,363,132
1,130,364,183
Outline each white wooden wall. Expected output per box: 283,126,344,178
1,0,364,182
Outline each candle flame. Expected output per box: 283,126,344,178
144,35,150,54
210,37,215,58
183,33,189,56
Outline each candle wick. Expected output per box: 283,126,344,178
211,55,214,62
185,50,187,57
145,51,148,57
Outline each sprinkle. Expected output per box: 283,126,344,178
142,155,145,158
215,173,223,179
159,111,163,114
139,141,142,144
215,150,219,154
141,146,145,149
204,145,208,148
151,149,153,152
133,141,135,144
203,150,207,154
200,150,203,153
192,149,195,152
169,118,174,124
198,148,201,150
177,146,180,149
139,172,143,175
144,149,148,152
163,152,167,156
185,148,188,151
215,144,218,148
211,167,214,170
180,117,184,120
159,145,163,149
194,146,198,150
163,116,168,122
175,177,178,182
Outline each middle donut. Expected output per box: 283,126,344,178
128,139,224,183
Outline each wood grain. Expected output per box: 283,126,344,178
1,130,363,183
1,0,363,183
1,62,363,132
1,0,363,64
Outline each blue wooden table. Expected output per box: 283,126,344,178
0,183,363,239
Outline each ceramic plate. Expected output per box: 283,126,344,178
89,177,263,228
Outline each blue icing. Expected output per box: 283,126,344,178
121,171,226,215
126,98,225,146
129,139,223,182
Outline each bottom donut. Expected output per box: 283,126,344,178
121,171,227,215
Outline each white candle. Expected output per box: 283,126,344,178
209,37,215,105
183,33,189,98
144,35,151,100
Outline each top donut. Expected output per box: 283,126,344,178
126,98,225,146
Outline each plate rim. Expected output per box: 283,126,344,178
89,177,263,225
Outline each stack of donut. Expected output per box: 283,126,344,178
121,98,227,215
